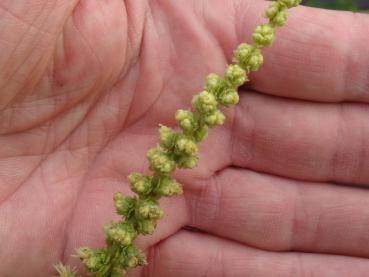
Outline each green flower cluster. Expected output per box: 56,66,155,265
55,1,300,276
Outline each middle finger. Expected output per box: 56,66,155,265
185,167,369,258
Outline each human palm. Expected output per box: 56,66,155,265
1,1,369,276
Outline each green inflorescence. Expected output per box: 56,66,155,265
54,1,301,276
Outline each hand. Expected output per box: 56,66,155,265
1,1,368,276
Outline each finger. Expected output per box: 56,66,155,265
185,168,369,258
145,230,369,277
204,0,369,102
229,92,369,185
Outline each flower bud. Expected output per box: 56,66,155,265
104,222,136,246
136,219,156,235
205,73,227,96
177,155,198,169
128,173,152,196
224,64,247,87
193,125,208,142
175,136,198,156
279,0,301,8
192,91,217,114
135,199,164,220
113,193,135,217
218,90,239,107
266,1,280,18
126,257,138,268
159,125,177,149
155,176,183,197
234,43,263,72
204,110,225,127
271,10,288,27
248,51,264,72
266,2,288,27
175,109,197,133
76,248,110,275
147,147,176,174
252,24,275,48
124,245,147,268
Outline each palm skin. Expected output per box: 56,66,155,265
1,0,369,276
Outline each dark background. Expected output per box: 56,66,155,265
301,0,369,11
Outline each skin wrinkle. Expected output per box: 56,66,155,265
122,1,144,75
290,183,319,251
0,116,62,204
121,2,166,128
356,117,367,185
290,181,304,251
332,104,366,184
343,13,369,102
0,153,45,205
116,68,141,130
0,82,101,208
341,12,356,102
0,3,43,87
0,1,72,112
204,174,221,231
233,0,253,46
331,104,353,182
0,29,90,134
199,1,233,65
206,241,226,277
6,1,54,80
7,60,57,128
0,1,56,35
292,252,306,277
117,2,147,128
231,94,255,168
71,7,103,76
0,117,60,203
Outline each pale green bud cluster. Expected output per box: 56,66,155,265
57,1,300,277
113,193,135,217
234,43,263,72
279,0,301,8
147,147,176,174
192,91,218,114
128,173,152,196
224,64,247,87
218,89,240,107
123,245,147,268
159,125,177,149
76,248,111,277
136,218,156,235
205,73,226,95
135,199,164,220
155,176,183,197
104,222,136,246
266,2,288,27
204,110,225,127
253,24,275,47
175,110,196,133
